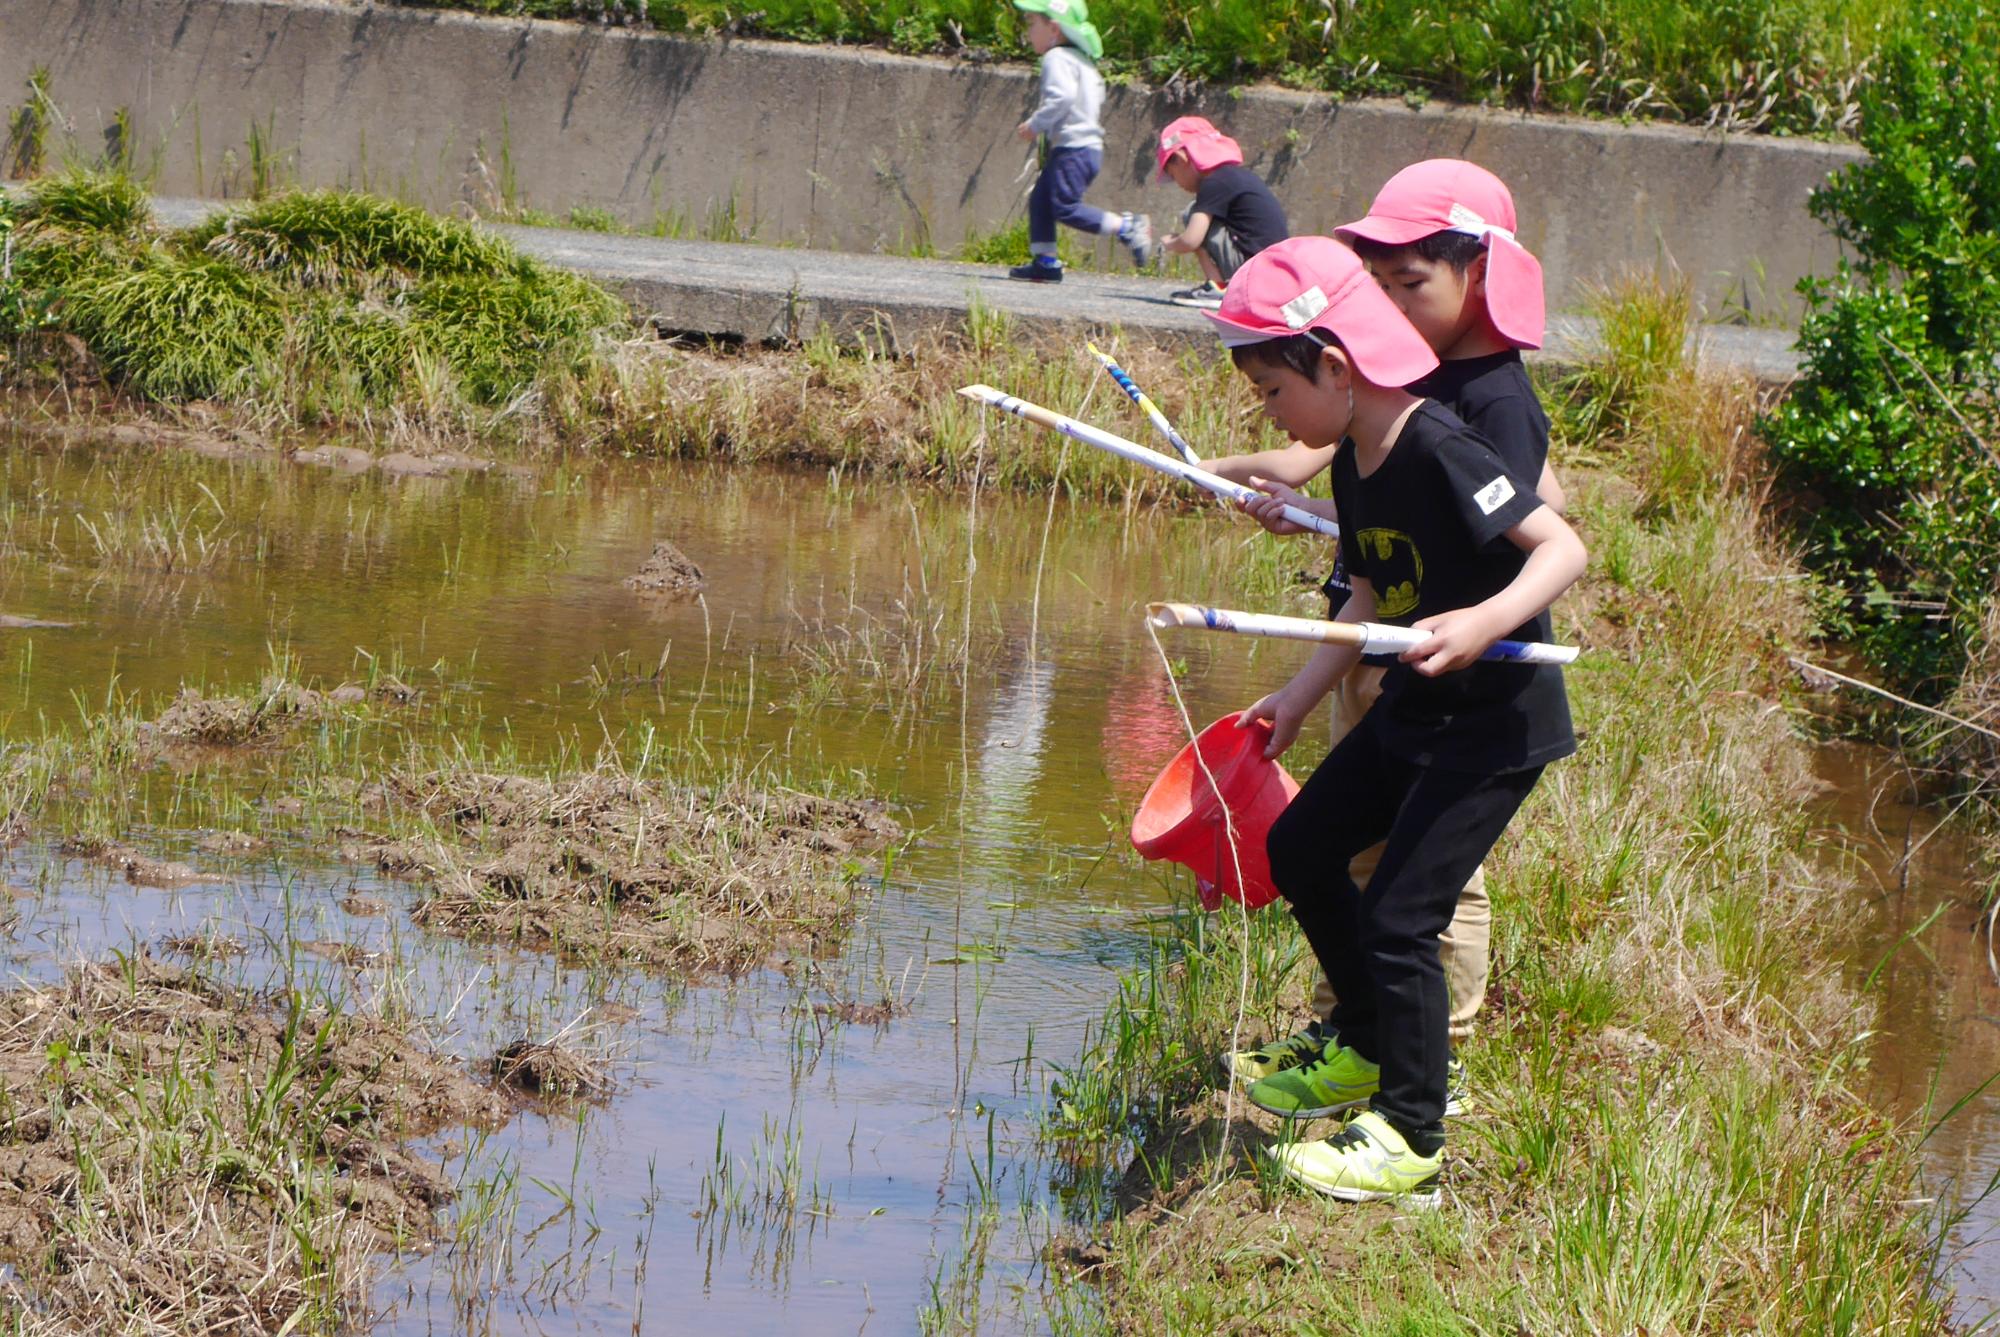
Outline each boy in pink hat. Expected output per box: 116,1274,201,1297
1152,116,1289,309
1212,236,1585,1205
1212,160,1565,1091
1005,0,1154,283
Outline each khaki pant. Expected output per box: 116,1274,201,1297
1306,666,1491,1043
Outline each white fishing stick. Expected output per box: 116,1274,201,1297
1147,602,1581,665
1086,341,1202,465
958,384,1338,538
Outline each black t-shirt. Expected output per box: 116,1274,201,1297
1192,165,1289,259
1330,401,1576,775
1321,350,1549,613
1407,350,1549,487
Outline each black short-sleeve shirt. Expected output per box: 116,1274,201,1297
1407,350,1550,487
1322,351,1549,614
1191,165,1289,259
1330,401,1576,775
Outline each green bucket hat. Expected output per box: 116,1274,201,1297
1014,0,1104,61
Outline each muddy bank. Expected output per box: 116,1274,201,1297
0,955,508,1330
349,768,900,973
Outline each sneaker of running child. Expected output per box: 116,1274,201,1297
1168,281,1225,310
1248,1044,1380,1120
1271,1110,1443,1206
1007,259,1064,283
1116,212,1154,269
1446,1054,1470,1117
1225,1021,1336,1085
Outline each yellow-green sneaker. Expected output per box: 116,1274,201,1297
1247,1044,1380,1120
1224,1022,1335,1085
1271,1110,1443,1206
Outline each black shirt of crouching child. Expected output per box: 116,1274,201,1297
1192,165,1290,258
1329,401,1576,775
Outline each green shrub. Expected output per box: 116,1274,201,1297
408,266,624,404
187,189,516,286
17,169,151,238
56,252,286,400
1762,5,2000,692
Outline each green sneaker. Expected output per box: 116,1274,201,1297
1271,1110,1443,1206
1248,1044,1380,1120
1224,1022,1335,1085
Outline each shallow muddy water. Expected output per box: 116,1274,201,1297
1,431,1995,1332
1822,743,2000,1331
0,434,1308,1333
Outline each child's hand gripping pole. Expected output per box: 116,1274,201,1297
1085,341,1201,465
957,385,1338,539
1146,602,1582,666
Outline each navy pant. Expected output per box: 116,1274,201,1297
1029,146,1106,255
1266,715,1542,1150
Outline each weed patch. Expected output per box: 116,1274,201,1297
0,954,509,1331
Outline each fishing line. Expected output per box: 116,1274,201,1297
1142,615,1256,1190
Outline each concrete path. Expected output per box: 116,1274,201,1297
149,195,1802,380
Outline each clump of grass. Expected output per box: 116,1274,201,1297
148,675,337,745
491,1038,612,1098
0,954,509,1331
189,188,515,287
4,174,628,422
14,167,151,238
360,762,901,972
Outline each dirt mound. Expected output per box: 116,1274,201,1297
623,539,705,594
491,1040,611,1099
148,676,331,745
58,835,215,887
354,768,897,973
0,955,509,1330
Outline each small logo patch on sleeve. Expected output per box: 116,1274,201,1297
1473,476,1516,516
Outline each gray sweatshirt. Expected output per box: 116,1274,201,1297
1025,45,1104,151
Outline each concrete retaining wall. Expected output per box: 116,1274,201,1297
3,0,1861,320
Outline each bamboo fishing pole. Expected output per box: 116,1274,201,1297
1146,602,1581,665
1085,342,1202,465
957,384,1339,538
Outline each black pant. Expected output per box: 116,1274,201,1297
1266,715,1542,1149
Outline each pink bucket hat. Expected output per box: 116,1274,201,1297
1334,159,1546,350
1204,236,1439,389
1154,116,1243,180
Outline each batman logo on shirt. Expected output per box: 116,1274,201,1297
1355,527,1423,618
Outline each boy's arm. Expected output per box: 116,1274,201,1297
1534,460,1567,515
1023,54,1077,134
1401,506,1586,675
1162,211,1213,254
1240,579,1376,758
1204,439,1336,487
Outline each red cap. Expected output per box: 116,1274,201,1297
1204,236,1440,389
1334,159,1546,350
1154,116,1244,180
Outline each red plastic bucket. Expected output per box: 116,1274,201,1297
1130,713,1300,910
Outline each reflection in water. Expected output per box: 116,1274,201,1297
0,438,1298,1334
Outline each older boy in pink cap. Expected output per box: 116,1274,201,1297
1215,236,1585,1204
1212,161,1565,1091
1152,116,1289,309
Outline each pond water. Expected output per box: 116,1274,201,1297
0,432,1992,1332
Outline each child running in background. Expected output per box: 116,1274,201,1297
1152,116,1289,309
1006,0,1153,283
1205,161,1562,1091
1213,237,1585,1203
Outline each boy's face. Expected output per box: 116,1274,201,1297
1023,14,1062,53
1163,154,1201,193
1240,350,1349,450
1366,248,1488,356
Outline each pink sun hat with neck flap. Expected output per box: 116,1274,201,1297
1155,116,1243,179
1204,236,1440,389
1334,159,1546,350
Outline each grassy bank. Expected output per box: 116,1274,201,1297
1032,323,1951,1330
390,0,1896,135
